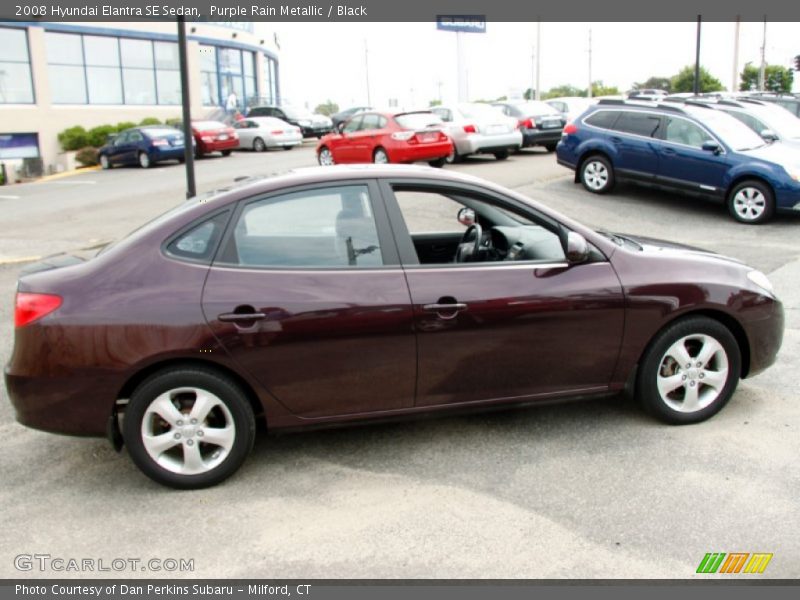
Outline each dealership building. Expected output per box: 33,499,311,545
0,21,280,176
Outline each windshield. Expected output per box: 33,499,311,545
144,128,182,138
193,121,226,130
458,103,503,119
694,109,766,151
751,105,800,139
282,107,314,119
395,112,443,129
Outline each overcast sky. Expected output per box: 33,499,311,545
265,21,799,110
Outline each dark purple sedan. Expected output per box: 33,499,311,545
5,166,784,488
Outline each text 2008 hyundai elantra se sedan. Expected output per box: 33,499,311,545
5,166,784,488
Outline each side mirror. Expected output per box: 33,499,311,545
564,231,590,263
457,207,476,227
336,122,346,133
760,129,778,143
701,140,722,154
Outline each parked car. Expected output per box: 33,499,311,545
493,100,566,151
99,126,187,169
316,111,452,166
740,93,800,118
190,120,238,158
233,117,303,151
556,99,800,223
331,106,373,128
627,88,669,101
712,99,800,149
6,165,783,488
546,96,596,123
246,105,333,138
430,103,522,162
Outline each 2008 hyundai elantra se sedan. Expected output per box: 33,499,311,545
5,165,784,488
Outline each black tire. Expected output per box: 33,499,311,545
123,367,256,489
138,151,151,169
373,148,390,164
221,150,232,156
445,147,461,164
494,150,509,160
428,157,446,168
194,148,204,159
579,154,614,194
545,143,557,152
99,154,111,170
318,146,334,166
282,146,293,151
636,317,741,425
253,137,266,152
726,179,775,224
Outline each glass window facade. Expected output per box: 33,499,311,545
262,55,279,105
199,45,259,109
0,27,34,103
45,31,181,105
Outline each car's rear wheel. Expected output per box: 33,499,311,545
282,146,293,151
318,146,334,165
99,154,111,170
221,150,232,156
138,152,151,169
445,147,462,164
636,317,741,424
494,150,509,160
195,147,204,159
253,137,267,152
727,180,775,224
123,368,256,489
545,143,557,152
580,154,614,193
373,148,389,164
428,157,446,168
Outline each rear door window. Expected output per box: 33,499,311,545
612,111,662,137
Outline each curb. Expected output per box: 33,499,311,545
34,166,101,184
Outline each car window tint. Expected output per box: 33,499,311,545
724,111,766,135
230,185,383,268
343,116,363,133
360,114,381,131
166,212,230,263
114,132,129,145
129,131,144,142
665,117,713,148
613,111,661,137
584,110,619,130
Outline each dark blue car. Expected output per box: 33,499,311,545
556,100,800,223
99,126,187,170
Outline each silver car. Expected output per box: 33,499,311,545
430,103,522,162
233,117,304,152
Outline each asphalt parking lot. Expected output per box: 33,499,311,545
0,143,798,579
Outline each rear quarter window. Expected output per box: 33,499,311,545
165,212,230,263
612,111,662,137
584,110,619,130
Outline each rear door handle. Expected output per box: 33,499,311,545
661,147,676,155
218,312,266,322
423,302,468,320
610,136,623,144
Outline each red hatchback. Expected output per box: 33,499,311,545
316,111,453,167
192,120,238,158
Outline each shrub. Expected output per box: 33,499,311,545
139,117,162,126
57,126,89,151
87,125,118,148
164,117,182,128
75,146,99,167
115,121,137,133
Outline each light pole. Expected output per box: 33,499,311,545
694,16,702,95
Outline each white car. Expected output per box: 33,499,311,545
546,97,596,123
430,103,522,162
232,117,303,152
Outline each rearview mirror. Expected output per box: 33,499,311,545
457,207,476,227
701,140,722,154
564,231,589,263
760,129,778,143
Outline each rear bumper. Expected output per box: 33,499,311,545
200,138,239,153
151,147,185,161
391,141,453,163
521,128,563,147
266,135,303,148
302,126,333,138
456,131,522,155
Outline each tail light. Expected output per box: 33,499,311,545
463,124,477,134
391,131,415,141
151,138,169,146
15,292,62,328
270,130,284,135
563,123,578,135
519,118,533,129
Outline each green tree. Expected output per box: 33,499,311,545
314,100,339,116
670,65,725,93
523,88,536,100
543,84,585,100
429,99,442,107
739,64,794,93
633,76,672,93
591,81,621,97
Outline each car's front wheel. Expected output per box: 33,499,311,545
123,368,256,489
373,148,389,164
636,317,741,424
727,180,775,224
99,154,111,170
253,137,267,152
580,154,614,193
221,150,232,157
138,152,151,169
318,146,334,165
494,150,509,160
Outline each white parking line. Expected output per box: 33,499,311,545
51,180,97,185
0,194,21,199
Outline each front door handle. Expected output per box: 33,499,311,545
218,311,266,322
423,302,468,320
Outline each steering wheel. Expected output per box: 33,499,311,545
455,223,483,263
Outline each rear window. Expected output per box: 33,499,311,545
458,103,502,119
193,121,226,130
144,128,181,138
395,113,443,130
584,110,619,129
612,111,661,137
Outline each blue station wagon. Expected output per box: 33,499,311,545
556,100,800,224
